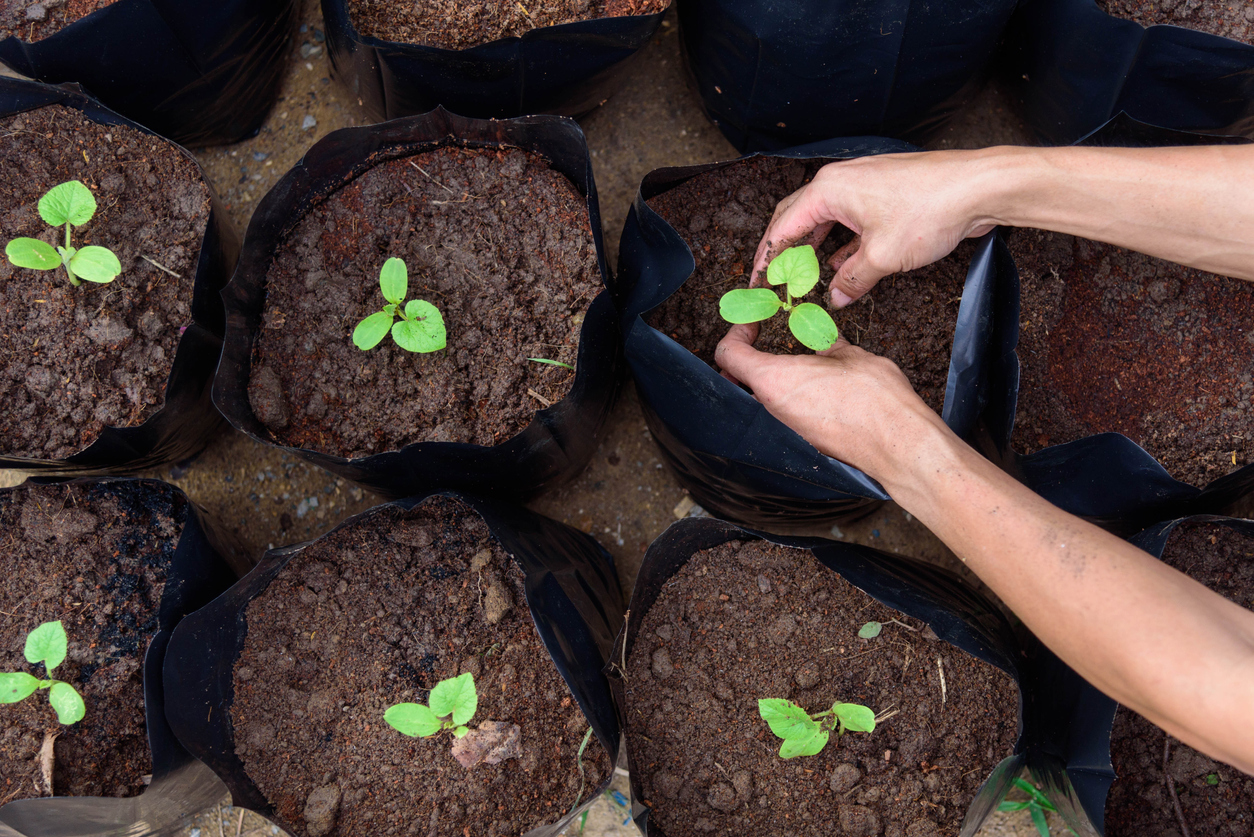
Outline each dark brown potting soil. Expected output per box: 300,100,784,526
0,0,113,42
623,539,1020,837
0,481,186,802
0,105,209,460
231,496,610,837
644,157,974,414
1097,0,1253,44
348,0,669,51
1105,521,1254,837
1009,230,1254,487
248,145,601,457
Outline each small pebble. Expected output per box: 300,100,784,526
299,42,323,58
871,529,880,538
301,115,317,130
253,151,269,161
313,27,325,42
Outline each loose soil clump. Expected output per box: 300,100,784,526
0,481,187,801
231,496,609,837
1096,0,1253,44
624,539,1019,837
0,0,113,42
1105,521,1254,837
248,145,601,457
0,105,209,460
1009,230,1254,487
645,157,975,414
348,0,669,51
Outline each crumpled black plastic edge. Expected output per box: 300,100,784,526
0,0,296,147
212,106,623,501
0,77,238,477
0,477,243,837
322,0,668,123
162,491,624,837
615,139,1019,528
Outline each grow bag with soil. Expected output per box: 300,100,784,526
0,0,295,147
999,0,1254,145
163,491,623,837
612,517,1116,837
616,141,1020,528
0,478,243,837
0,77,238,477
676,0,1021,153
213,106,622,501
322,0,668,123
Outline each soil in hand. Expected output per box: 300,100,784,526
623,539,1019,837
348,0,669,51
0,105,209,460
1105,521,1254,837
1009,230,1254,487
231,496,609,837
0,0,113,42
1096,0,1253,44
248,145,601,457
0,481,187,801
644,157,974,414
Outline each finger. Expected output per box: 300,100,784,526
750,185,838,283
815,336,853,358
829,242,890,308
715,323,768,388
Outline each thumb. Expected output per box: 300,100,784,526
715,323,766,389
828,238,890,308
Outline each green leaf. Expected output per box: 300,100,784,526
429,672,477,725
719,288,782,324
383,303,397,317
6,237,61,270
379,257,407,305
528,357,575,371
39,180,97,227
1029,803,1049,837
454,725,469,738
758,698,819,740
0,672,41,703
68,246,121,284
779,727,829,758
25,621,67,672
353,310,394,350
858,621,882,639
999,801,1030,812
788,303,840,351
1013,778,1056,810
766,245,821,298
392,300,446,353
383,703,442,737
833,703,876,733
1206,773,1220,786
48,681,85,725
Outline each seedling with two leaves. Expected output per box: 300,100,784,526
758,696,875,758
719,245,839,352
5,180,121,286
353,257,446,353
0,621,86,725
384,672,476,739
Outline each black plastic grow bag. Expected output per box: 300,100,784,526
676,0,1020,153
610,517,1113,837
0,0,295,147
213,106,622,501
616,138,1020,529
0,77,238,477
0,478,245,837
321,0,667,123
1000,0,1254,145
162,491,624,837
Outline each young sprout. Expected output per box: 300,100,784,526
718,245,839,351
0,621,86,725
758,696,875,758
998,777,1073,837
527,357,574,371
5,180,121,287
353,257,446,353
384,672,476,739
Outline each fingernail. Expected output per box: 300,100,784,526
831,288,854,308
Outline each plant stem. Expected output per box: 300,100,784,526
62,224,79,286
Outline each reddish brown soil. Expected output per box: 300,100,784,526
0,0,113,42
348,0,669,50
231,496,609,837
624,539,1020,837
248,145,601,457
0,105,209,460
1097,0,1254,44
644,157,974,414
1106,521,1254,836
0,481,187,802
1009,230,1254,487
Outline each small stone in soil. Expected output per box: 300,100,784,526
451,721,523,768
301,115,317,130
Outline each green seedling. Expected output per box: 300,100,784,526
718,245,839,352
998,777,1075,837
0,621,86,725
353,257,446,353
758,696,875,758
384,672,476,739
5,180,121,286
527,357,574,371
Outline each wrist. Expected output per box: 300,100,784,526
949,146,1049,233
